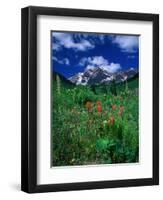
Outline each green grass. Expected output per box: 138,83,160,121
52,75,139,166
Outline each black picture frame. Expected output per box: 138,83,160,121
21,6,159,193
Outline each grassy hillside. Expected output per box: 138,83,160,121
52,75,139,166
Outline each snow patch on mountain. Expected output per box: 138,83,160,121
69,67,138,85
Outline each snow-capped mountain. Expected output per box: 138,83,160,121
68,67,138,85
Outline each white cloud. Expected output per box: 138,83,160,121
52,43,61,51
101,63,121,73
79,56,108,66
127,55,136,59
79,56,121,73
98,35,105,43
88,56,108,66
73,33,105,44
64,58,70,65
85,65,96,71
53,57,70,65
52,32,94,51
79,57,88,66
112,35,139,53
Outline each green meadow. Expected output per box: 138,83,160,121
52,75,139,166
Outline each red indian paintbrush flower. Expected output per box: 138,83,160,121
119,106,125,116
96,101,102,106
97,104,102,114
112,104,117,110
96,101,102,114
119,105,125,116
120,106,124,112
108,116,115,125
85,101,93,112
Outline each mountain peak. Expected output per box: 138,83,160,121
69,66,138,85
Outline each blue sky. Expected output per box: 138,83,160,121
52,31,139,78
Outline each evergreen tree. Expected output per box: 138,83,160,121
110,80,117,96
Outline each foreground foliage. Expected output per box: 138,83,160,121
52,76,139,166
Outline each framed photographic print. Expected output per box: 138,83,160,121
21,6,159,193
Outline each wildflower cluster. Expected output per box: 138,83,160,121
85,100,125,128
